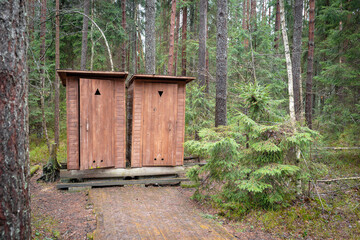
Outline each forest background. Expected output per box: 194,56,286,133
25,0,359,239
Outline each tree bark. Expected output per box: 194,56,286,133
279,0,296,127
90,0,95,70
305,0,315,128
250,0,256,48
131,0,137,74
121,0,127,71
168,0,177,75
181,6,188,76
215,0,228,127
274,0,280,49
54,0,60,147
145,0,156,74
174,10,180,75
292,0,304,122
40,0,51,152
80,0,90,70
0,0,31,238
198,0,207,90
242,0,247,48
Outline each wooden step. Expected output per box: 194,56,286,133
60,166,185,179
56,177,189,189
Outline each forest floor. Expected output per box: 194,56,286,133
30,143,359,239
30,173,276,240
30,171,96,240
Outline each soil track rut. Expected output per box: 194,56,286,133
89,186,236,239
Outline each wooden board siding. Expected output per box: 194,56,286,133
115,80,126,168
142,83,178,166
66,77,80,170
131,81,144,167
128,75,194,168
175,83,186,166
80,78,115,169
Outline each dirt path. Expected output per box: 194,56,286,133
89,186,236,240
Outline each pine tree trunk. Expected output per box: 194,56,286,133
274,0,280,49
174,10,180,75
206,28,209,92
54,0,60,147
242,0,248,48
132,1,137,74
40,0,50,152
80,0,90,70
279,0,296,127
215,0,228,127
145,0,156,74
167,0,177,75
90,0,94,70
181,6,188,76
250,0,256,49
292,0,304,122
305,0,315,128
0,0,31,238
121,0,126,71
198,0,207,89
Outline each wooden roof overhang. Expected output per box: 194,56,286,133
126,74,196,88
57,70,129,86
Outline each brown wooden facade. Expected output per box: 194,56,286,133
127,74,195,168
58,70,128,170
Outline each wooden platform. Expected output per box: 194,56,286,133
56,177,188,189
60,166,185,179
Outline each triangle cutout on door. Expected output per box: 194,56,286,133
158,91,163,97
95,89,101,95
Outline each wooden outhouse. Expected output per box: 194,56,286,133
127,74,195,168
58,70,128,170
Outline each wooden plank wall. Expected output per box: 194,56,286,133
115,80,126,168
79,78,90,170
66,77,80,169
131,81,144,167
175,83,186,166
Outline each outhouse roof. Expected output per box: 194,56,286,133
57,70,128,86
126,74,195,87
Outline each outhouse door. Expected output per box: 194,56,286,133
80,78,114,169
142,83,178,166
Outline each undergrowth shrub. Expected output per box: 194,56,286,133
185,83,319,218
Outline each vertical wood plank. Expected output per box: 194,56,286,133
90,79,114,168
175,83,186,166
66,77,80,170
80,78,90,170
115,80,126,168
131,81,144,167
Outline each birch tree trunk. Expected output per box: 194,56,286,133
0,0,31,238
145,0,156,74
80,0,90,70
279,0,296,127
292,0,304,122
305,0,315,128
167,0,177,75
215,0,228,127
198,0,207,89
